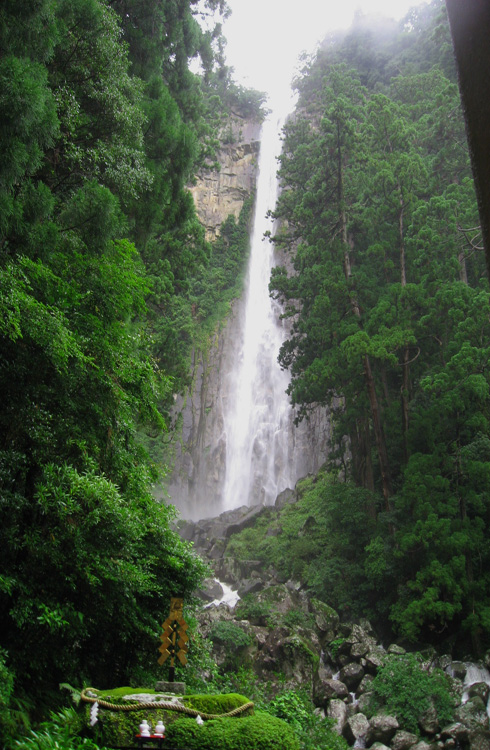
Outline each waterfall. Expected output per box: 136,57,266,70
462,662,490,718
166,104,332,522
221,111,293,512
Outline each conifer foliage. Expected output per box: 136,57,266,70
270,0,490,652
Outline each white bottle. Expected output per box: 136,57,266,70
155,720,165,736
139,720,150,737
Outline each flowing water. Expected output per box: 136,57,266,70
205,579,240,609
167,105,331,521
221,111,294,512
461,662,490,718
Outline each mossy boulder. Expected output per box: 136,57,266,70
84,689,253,748
166,711,300,750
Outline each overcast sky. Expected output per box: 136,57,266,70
221,0,432,113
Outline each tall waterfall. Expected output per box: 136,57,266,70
222,112,293,511
166,108,332,522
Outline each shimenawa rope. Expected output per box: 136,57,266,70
80,688,254,720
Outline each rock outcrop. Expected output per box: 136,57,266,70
190,116,261,241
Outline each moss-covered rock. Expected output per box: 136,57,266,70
84,690,253,748
166,711,300,750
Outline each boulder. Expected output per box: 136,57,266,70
339,662,365,691
450,661,467,680
345,623,378,659
308,598,339,643
256,628,318,688
356,674,374,696
198,578,224,602
357,691,375,714
454,696,489,732
418,700,440,735
440,722,469,745
313,678,349,707
410,742,433,750
343,712,370,744
468,729,490,749
366,714,400,745
327,699,348,735
275,487,296,509
225,504,267,537
369,744,391,750
391,729,419,750
363,648,385,672
237,578,264,597
254,584,301,617
364,648,387,673
467,681,490,704
387,644,406,655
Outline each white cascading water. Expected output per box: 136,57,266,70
462,663,490,718
222,110,293,512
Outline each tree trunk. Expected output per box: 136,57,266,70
337,128,393,507
363,354,393,508
399,196,410,465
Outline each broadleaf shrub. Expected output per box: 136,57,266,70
266,689,348,750
367,652,455,734
209,621,252,649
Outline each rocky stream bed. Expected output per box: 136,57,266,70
180,503,490,750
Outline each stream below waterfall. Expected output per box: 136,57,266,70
461,663,490,718
204,579,240,609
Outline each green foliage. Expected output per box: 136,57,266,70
206,668,272,710
85,692,252,747
166,711,300,750
228,474,379,620
367,653,455,735
235,596,273,627
0,648,29,748
266,690,348,750
267,0,490,652
0,0,227,711
328,638,347,661
15,707,105,750
209,621,252,649
183,694,252,716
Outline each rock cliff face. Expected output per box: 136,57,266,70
189,117,261,240
165,115,332,521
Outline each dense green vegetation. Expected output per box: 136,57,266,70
0,0,264,738
166,712,300,750
366,652,455,736
269,0,490,655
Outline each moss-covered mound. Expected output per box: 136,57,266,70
84,690,254,748
166,712,300,750
182,693,251,715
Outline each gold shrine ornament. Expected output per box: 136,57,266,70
158,597,189,667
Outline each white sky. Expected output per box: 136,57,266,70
221,0,432,113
